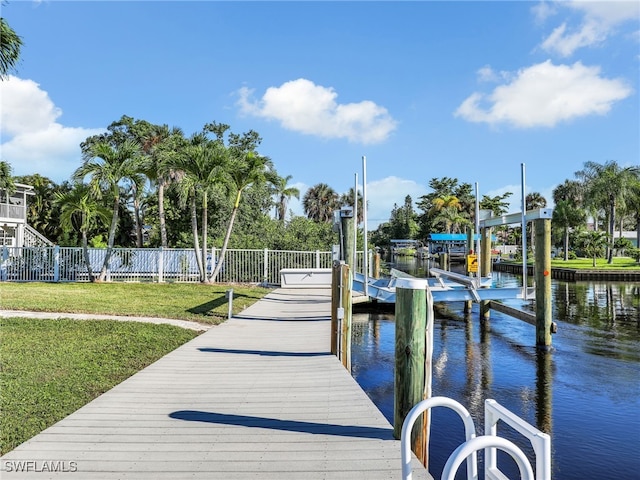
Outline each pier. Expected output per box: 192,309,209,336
0,288,429,479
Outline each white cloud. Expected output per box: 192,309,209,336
0,76,104,182
455,60,632,128
237,78,397,144
539,0,639,56
365,176,428,229
531,1,558,24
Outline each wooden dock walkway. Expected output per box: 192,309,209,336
1,288,430,479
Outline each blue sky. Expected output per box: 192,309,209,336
1,1,638,228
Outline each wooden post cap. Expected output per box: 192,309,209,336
395,278,429,290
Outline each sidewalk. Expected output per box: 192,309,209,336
1,288,430,479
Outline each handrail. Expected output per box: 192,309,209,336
442,436,535,480
401,396,477,480
485,399,551,480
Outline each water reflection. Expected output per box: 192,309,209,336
351,261,640,479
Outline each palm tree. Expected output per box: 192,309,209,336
552,200,586,261
429,195,470,233
526,192,547,253
73,139,141,281
433,206,470,234
578,230,609,267
173,134,228,283
272,174,300,222
139,124,185,248
303,183,340,223
55,184,111,282
210,150,274,282
0,18,22,78
340,187,364,224
576,161,640,263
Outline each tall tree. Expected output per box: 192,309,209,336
303,183,340,223
0,17,22,78
173,133,228,283
13,174,61,242
211,146,274,282
416,177,474,237
272,174,300,222
479,192,512,216
138,123,185,248
73,139,141,281
552,180,586,261
55,184,111,282
576,160,640,263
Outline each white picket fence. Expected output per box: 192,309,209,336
0,246,349,285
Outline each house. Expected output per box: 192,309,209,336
0,182,50,248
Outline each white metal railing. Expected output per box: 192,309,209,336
401,396,550,480
0,246,338,284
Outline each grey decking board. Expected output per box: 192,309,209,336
1,288,431,479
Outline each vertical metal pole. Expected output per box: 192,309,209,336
521,163,528,299
158,247,164,283
354,172,358,274
226,289,233,319
362,155,369,297
475,183,481,283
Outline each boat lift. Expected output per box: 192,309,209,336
352,269,535,304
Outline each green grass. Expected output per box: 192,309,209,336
0,282,271,324
0,318,198,455
550,257,639,270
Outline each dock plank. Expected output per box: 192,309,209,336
1,288,430,479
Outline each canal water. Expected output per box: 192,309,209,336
350,258,640,479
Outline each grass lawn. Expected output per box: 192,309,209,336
501,256,639,270
550,257,639,269
0,282,271,454
0,318,198,455
0,282,271,324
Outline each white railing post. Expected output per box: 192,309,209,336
53,245,60,282
158,247,164,283
263,248,269,285
316,250,320,269
484,399,551,480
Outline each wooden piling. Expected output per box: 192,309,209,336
479,226,492,320
464,228,474,316
341,210,355,270
340,262,353,371
534,218,552,348
373,252,381,279
394,277,432,468
330,260,340,356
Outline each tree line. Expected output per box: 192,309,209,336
369,163,640,265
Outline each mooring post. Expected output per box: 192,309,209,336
479,226,492,320
330,260,341,356
534,218,552,348
340,262,352,371
340,207,355,270
464,228,474,316
373,252,381,279
394,277,432,468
